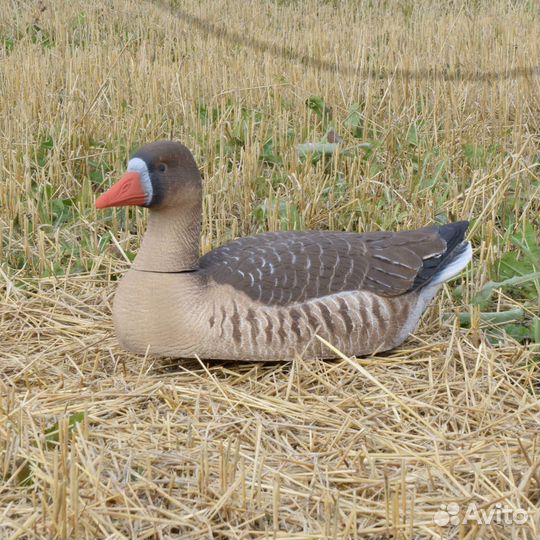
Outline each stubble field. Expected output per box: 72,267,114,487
0,0,539,538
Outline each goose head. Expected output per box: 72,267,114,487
95,140,201,210
95,140,203,272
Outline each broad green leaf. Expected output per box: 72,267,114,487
511,224,539,271
260,137,281,165
345,104,364,138
306,95,332,123
44,412,86,448
297,143,339,157
421,159,446,190
279,201,302,230
495,223,540,300
532,317,540,345
406,124,418,147
444,308,524,325
472,272,540,307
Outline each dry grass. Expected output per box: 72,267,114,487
1,0,539,538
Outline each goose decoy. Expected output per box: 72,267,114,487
96,141,472,361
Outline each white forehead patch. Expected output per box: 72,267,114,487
127,157,153,206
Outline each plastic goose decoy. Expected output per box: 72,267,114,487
96,141,472,360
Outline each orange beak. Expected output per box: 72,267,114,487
95,171,147,209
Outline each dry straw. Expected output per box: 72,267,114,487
1,0,539,538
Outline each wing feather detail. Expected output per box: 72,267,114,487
199,223,468,306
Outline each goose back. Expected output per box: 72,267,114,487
199,222,468,306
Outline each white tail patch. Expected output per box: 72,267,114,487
394,242,472,347
430,242,472,285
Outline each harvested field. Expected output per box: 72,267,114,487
1,0,539,538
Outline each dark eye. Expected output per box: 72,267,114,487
158,163,167,172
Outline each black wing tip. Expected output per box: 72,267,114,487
438,220,469,250
411,221,469,291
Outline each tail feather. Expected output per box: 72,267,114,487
413,221,471,289
429,241,472,285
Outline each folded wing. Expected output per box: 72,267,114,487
199,222,469,306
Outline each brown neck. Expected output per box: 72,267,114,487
133,202,201,272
